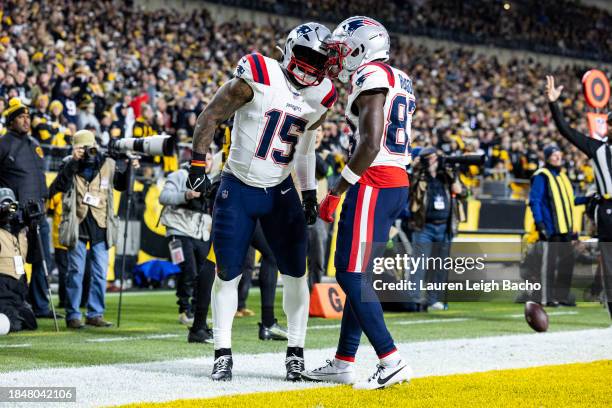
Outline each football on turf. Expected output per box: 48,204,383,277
524,301,548,332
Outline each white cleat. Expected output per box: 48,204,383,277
301,359,355,384
353,359,413,390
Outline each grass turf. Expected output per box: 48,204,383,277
1,290,610,372
123,360,612,408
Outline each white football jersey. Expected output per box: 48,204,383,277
224,53,336,188
346,62,416,187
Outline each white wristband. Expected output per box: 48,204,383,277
341,165,361,185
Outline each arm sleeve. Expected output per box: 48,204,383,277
159,171,188,206
529,174,546,224
294,129,317,191
549,102,601,157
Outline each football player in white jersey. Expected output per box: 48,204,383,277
302,16,415,389
188,23,337,382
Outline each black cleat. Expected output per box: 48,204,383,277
285,354,305,382
211,355,233,381
188,326,213,344
258,319,288,341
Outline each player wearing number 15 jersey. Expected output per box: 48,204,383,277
302,17,415,389
188,22,336,382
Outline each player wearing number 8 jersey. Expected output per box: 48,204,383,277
189,23,335,382
302,16,415,389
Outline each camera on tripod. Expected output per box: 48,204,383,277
22,200,44,224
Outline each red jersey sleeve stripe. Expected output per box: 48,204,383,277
253,53,270,85
321,84,337,108
365,61,395,87
245,54,262,84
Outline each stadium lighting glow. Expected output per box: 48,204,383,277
503,2,511,10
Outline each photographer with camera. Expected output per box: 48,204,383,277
407,147,466,311
0,187,37,333
0,97,55,319
159,160,215,343
50,130,139,329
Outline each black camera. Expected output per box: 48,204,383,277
0,201,18,216
439,154,485,168
82,145,99,159
0,188,19,221
22,200,44,224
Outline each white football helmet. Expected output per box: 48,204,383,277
327,16,390,83
281,22,331,86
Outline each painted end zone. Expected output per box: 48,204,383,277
121,360,612,408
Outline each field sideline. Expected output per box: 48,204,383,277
0,291,610,406
123,361,612,408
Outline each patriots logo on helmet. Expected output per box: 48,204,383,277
344,19,380,35
236,65,246,76
296,25,313,40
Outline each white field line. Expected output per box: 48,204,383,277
307,323,342,329
453,237,521,242
105,291,174,297
507,311,579,318
86,334,179,343
0,343,31,348
0,328,610,407
309,317,472,330
394,317,472,325
105,287,262,297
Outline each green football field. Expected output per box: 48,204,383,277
1,290,610,373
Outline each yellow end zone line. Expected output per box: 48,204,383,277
120,360,612,408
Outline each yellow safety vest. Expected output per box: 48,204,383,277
533,168,575,234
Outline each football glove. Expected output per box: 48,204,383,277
319,191,340,223
187,155,211,196
302,189,318,225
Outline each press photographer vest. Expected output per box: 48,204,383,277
59,157,118,249
74,160,112,229
533,168,575,234
0,228,27,280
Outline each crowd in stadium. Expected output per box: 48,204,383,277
215,0,612,62
0,0,601,195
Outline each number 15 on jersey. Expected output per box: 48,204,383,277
254,109,308,166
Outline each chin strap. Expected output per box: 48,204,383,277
276,45,285,59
